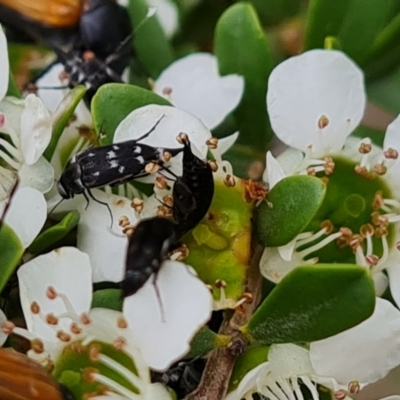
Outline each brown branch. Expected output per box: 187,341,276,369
187,245,264,400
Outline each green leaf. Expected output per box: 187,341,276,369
244,264,375,344
304,0,351,50
244,0,301,25
186,327,231,359
91,289,123,311
0,224,24,293
91,83,171,145
215,2,274,151
127,0,174,78
6,70,21,98
337,0,391,65
43,86,87,161
228,345,269,392
28,211,80,255
256,175,326,247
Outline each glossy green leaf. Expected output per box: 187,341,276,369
244,0,301,25
183,180,253,303
215,2,274,151
244,264,375,344
256,175,326,247
43,86,87,161
0,224,24,293
228,345,269,392
127,0,174,78
186,327,231,359
365,46,400,81
304,0,351,50
91,83,171,145
91,289,123,311
337,0,391,64
28,211,80,255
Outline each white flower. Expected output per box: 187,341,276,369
0,24,9,101
260,50,400,307
225,343,344,400
0,186,47,248
0,247,172,399
154,53,245,129
123,261,213,371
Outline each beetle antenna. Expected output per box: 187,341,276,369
152,273,166,323
135,114,166,142
48,198,65,217
87,189,114,228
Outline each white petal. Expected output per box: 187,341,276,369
265,151,285,189
17,247,92,341
387,261,400,308
123,261,213,371
267,50,366,156
384,114,400,155
260,247,300,283
0,186,46,248
114,104,211,158
0,26,9,102
269,344,314,376
147,0,179,38
20,94,52,165
373,271,388,297
310,298,400,385
36,63,68,112
76,189,139,283
225,362,271,400
143,383,173,400
154,54,244,129
275,148,305,177
0,309,8,346
217,131,239,155
19,156,54,194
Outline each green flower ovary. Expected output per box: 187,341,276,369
301,157,394,264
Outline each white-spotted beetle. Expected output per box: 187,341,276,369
57,117,182,204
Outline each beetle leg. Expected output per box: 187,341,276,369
87,189,114,228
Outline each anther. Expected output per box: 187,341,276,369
113,336,127,351
354,165,370,178
320,220,334,234
224,174,236,187
359,142,372,154
1,320,15,335
130,198,144,213
334,390,347,400
318,115,329,129
349,234,363,252
373,164,387,175
384,148,398,159
206,137,218,150
162,195,174,208
117,317,128,329
372,192,384,211
70,323,82,335
241,292,253,304
46,287,57,300
336,227,353,248
365,254,379,266
324,157,335,175
215,279,227,289
70,342,86,354
45,313,58,325
89,344,101,362
243,180,268,202
80,313,91,325
208,160,218,172
375,226,388,238
307,167,316,176
0,114,4,127
30,301,41,314
123,227,135,237
145,162,160,174
155,176,168,190
348,381,360,394
56,330,71,342
83,50,95,61
162,151,172,162
371,211,388,227
176,132,189,144
157,205,172,217
162,87,172,96
31,338,45,354
83,367,99,383
171,244,190,261
206,284,213,293
360,224,374,238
